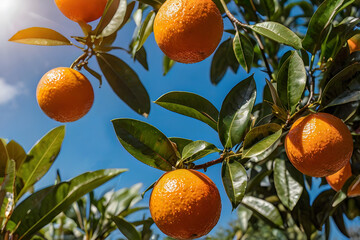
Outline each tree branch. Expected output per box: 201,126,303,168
193,156,225,170
219,0,273,80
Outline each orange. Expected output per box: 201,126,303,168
153,0,223,64
54,0,107,23
348,34,360,54
326,162,360,197
37,67,94,123
285,113,353,177
149,169,221,239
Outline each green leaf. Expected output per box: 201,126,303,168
84,65,102,87
137,0,163,10
112,216,141,240
97,53,150,117
242,123,282,158
9,27,71,46
17,126,65,201
134,46,149,70
141,181,156,199
0,159,16,222
326,78,360,107
10,169,126,239
0,140,8,178
233,31,254,73
98,0,128,37
321,63,360,106
211,38,239,85
277,51,306,114
169,137,193,156
112,119,178,171
302,0,344,53
136,11,155,51
242,196,283,228
218,75,257,148
222,160,247,210
163,55,175,76
182,141,219,163
6,141,26,171
265,79,283,108
274,158,303,210
248,22,302,49
155,91,219,131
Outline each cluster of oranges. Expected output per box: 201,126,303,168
34,0,360,239
285,113,359,196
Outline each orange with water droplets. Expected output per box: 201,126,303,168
285,113,353,177
54,0,108,23
37,67,94,123
153,0,223,63
149,169,221,239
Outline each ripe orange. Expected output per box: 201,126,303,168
54,0,107,23
348,34,360,54
153,0,223,64
37,67,94,123
326,162,360,197
285,113,353,177
149,169,221,239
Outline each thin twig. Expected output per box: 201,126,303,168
193,156,224,170
306,55,316,106
219,0,273,80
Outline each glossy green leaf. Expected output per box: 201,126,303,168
302,0,344,53
242,123,282,158
321,63,360,107
97,53,150,117
6,141,26,170
249,22,302,49
0,140,8,178
112,119,178,171
169,137,193,156
17,126,65,201
9,27,71,46
155,91,219,131
218,75,257,148
163,55,175,76
0,159,16,222
112,216,141,240
211,38,239,85
277,51,306,114
136,11,155,51
99,0,128,37
233,31,254,73
237,205,253,232
182,141,219,163
326,78,360,107
222,160,247,209
10,169,126,239
242,196,283,227
274,158,303,210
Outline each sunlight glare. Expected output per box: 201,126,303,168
0,0,18,21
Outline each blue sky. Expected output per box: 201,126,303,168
0,0,358,239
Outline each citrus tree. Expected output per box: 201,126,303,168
8,0,360,239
